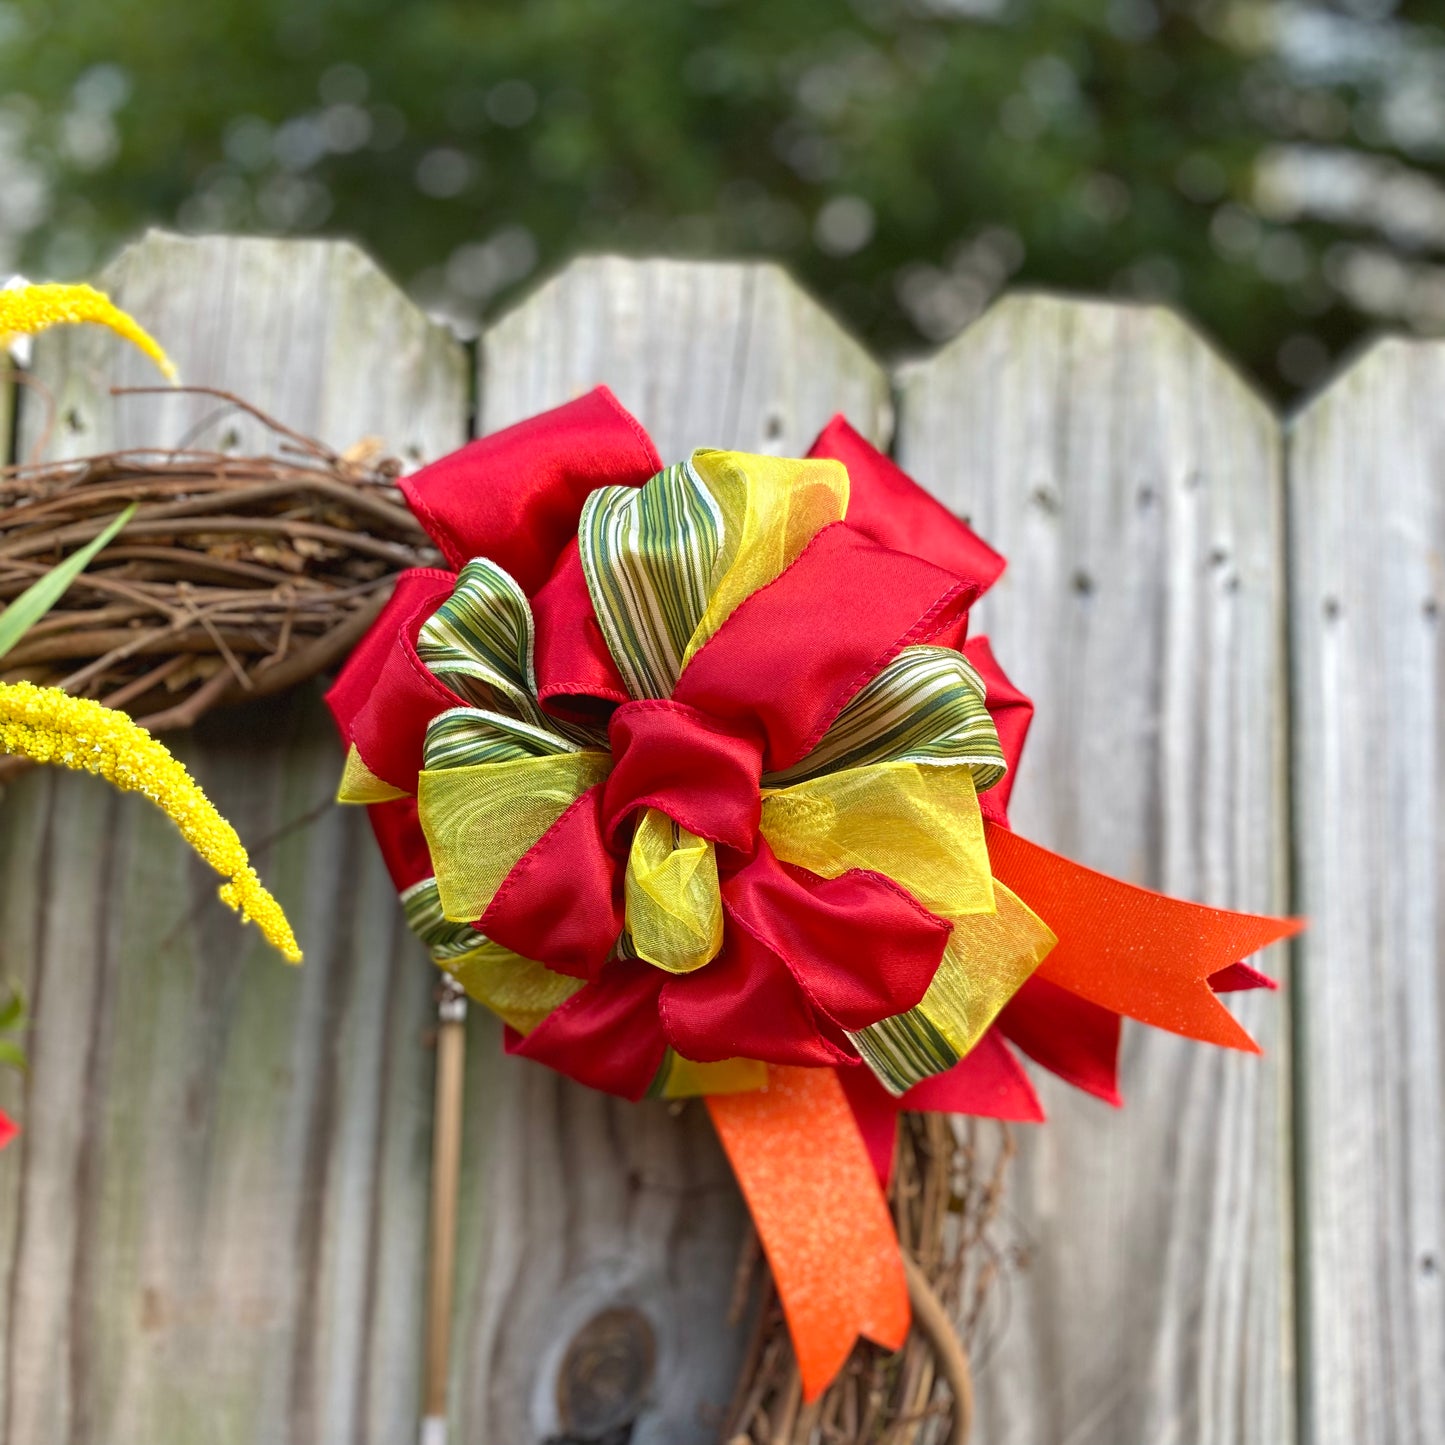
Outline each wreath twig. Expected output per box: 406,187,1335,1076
721,1116,1017,1444
0,387,440,771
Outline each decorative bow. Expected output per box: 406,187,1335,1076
327,388,1299,1399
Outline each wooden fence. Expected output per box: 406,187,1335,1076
0,232,1438,1445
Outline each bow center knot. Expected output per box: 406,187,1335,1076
602,699,765,852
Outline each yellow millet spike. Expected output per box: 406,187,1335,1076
0,681,301,962
0,282,176,381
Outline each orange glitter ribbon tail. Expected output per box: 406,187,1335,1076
986,822,1303,1051
707,1066,910,1401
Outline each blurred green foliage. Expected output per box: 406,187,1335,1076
3,0,1443,397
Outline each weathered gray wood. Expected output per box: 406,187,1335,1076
481,254,892,464
895,295,1294,1445
1289,340,1445,1445
457,256,892,1445
0,231,468,1444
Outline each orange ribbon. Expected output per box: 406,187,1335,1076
707,1066,909,1400
707,832,1299,1402
986,822,1302,1051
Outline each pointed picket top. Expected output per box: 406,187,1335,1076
480,254,892,463
1288,329,1443,429
1288,329,1445,1445
19,229,467,466
896,289,1275,513
893,288,1294,1444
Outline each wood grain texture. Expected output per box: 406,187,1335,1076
0,232,468,1445
1289,339,1445,1445
480,254,892,464
16,229,465,464
453,255,892,1445
894,295,1294,1445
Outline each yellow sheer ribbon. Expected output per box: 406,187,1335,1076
914,880,1055,1056
446,937,584,1033
760,761,996,919
760,761,1052,1060
682,450,849,666
337,742,409,803
418,750,611,922
659,1054,768,1097
625,807,724,973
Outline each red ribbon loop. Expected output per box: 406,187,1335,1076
480,784,623,981
507,957,667,1101
808,415,1006,595
603,699,764,850
674,522,978,772
400,386,660,591
658,839,951,1065
329,568,463,795
532,538,631,721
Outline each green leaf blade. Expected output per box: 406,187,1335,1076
0,502,137,662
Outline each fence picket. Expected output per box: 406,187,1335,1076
453,254,891,1445
1289,339,1445,1445
0,232,468,1444
894,294,1294,1445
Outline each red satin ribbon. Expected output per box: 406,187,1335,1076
507,957,667,1099
480,783,621,981
503,834,953,1090
603,698,763,850
961,635,1033,827
673,520,976,770
532,538,631,719
809,416,1006,592
330,569,459,796
839,1032,1045,1187
401,384,659,590
998,974,1123,1106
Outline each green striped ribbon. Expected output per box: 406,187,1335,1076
422,706,583,769
764,644,1005,793
578,460,725,700
416,558,605,769
848,1010,961,1095
400,875,488,964
416,556,538,714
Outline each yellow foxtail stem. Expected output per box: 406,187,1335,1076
0,282,177,381
0,681,300,963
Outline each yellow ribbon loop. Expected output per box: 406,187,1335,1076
683,450,849,664
657,1053,768,1097
418,750,611,922
624,806,725,973
761,760,996,918
446,936,585,1033
919,879,1055,1056
762,760,1052,1074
